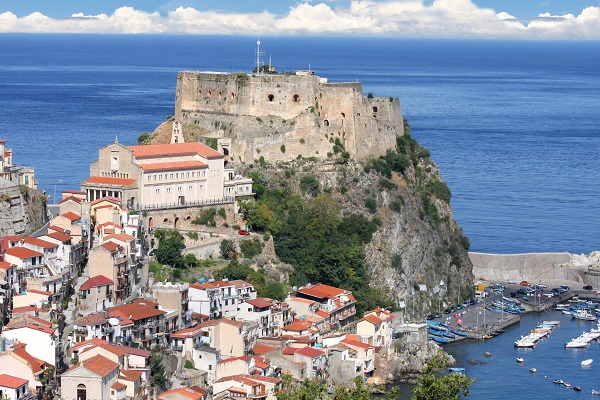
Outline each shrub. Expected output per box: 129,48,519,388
280,144,286,153
240,239,264,259
256,117,263,123
300,174,320,196
365,197,377,214
220,239,236,259
258,156,265,167
217,207,227,220
425,180,452,203
192,208,217,226
367,92,374,99
379,178,398,190
390,199,403,212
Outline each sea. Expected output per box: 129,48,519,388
0,35,599,397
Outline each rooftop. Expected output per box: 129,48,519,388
128,142,223,160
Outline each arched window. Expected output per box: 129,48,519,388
148,217,154,228
268,94,274,102
341,112,345,118
174,217,180,230
323,119,330,127
293,94,300,103
230,92,235,99
372,106,378,113
77,384,87,400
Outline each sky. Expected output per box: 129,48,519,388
0,0,599,39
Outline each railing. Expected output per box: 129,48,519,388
131,196,236,212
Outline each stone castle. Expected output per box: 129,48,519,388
174,69,403,164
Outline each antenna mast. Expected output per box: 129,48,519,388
255,38,264,74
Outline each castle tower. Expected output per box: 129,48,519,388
171,120,184,144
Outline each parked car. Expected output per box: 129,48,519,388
238,230,251,236
507,279,517,284
583,285,593,291
520,281,531,286
542,292,554,297
516,288,529,295
560,285,570,291
509,292,521,298
148,249,156,256
443,308,453,314
552,287,566,294
435,312,442,318
427,314,436,320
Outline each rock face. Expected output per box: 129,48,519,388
0,178,47,236
241,152,473,316
391,341,456,384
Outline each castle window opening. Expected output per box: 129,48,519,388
268,94,275,102
163,218,169,223
341,113,345,118
218,91,222,97
208,91,212,96
230,92,235,99
323,119,330,127
198,89,202,94
372,106,378,113
357,113,361,117
293,94,300,103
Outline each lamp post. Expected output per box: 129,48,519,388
53,179,62,205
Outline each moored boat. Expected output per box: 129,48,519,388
448,367,465,373
592,389,600,395
553,379,564,384
529,367,537,373
574,386,582,392
451,328,469,337
582,359,593,367
572,309,596,321
429,335,449,344
516,357,524,363
565,382,571,388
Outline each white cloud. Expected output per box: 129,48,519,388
0,1,599,39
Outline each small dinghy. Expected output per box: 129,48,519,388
582,359,593,367
553,379,564,384
565,382,571,388
573,386,582,392
529,367,537,373
516,357,524,363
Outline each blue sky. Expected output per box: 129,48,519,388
1,0,599,38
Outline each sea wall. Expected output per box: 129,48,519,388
469,252,588,283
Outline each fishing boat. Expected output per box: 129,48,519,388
553,379,564,384
451,328,469,337
582,359,593,367
516,357,524,363
592,389,600,395
574,386,582,392
429,328,445,337
529,367,537,373
429,335,449,344
565,382,571,388
572,309,596,321
565,339,588,348
447,367,465,373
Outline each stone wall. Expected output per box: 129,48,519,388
0,178,47,236
174,71,402,165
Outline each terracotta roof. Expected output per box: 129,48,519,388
363,314,384,325
74,312,108,326
11,306,38,314
80,342,127,358
217,355,251,365
91,196,122,206
101,241,120,252
85,176,137,187
215,375,261,387
341,338,374,350
282,321,312,332
64,189,86,195
0,374,28,389
61,211,81,222
0,261,16,270
295,283,352,300
252,344,277,355
189,282,217,290
116,345,151,358
107,310,133,326
12,347,44,373
197,318,244,329
158,387,206,400
48,226,70,234
109,302,165,321
288,297,316,305
9,323,56,335
80,275,114,291
4,247,42,259
282,346,298,355
119,369,143,382
171,324,204,339
45,231,72,242
26,289,52,296
246,298,273,309
70,354,119,378
132,298,159,307
59,195,82,204
228,280,254,289
295,346,325,358
23,236,58,249
128,142,224,160
242,374,281,385
210,280,235,288
72,338,109,350
364,307,394,321
104,232,135,243
251,356,270,369
315,310,329,318
5,315,52,328
140,160,208,172
111,382,127,390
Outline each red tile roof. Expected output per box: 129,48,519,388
48,226,70,234
111,382,127,390
282,321,312,332
215,375,261,387
282,346,298,355
104,232,135,243
72,338,109,350
116,345,151,358
341,338,374,350
0,374,28,389
12,347,45,373
109,303,165,321
128,142,224,160
45,231,72,242
69,354,119,378
217,355,251,365
4,247,42,259
242,374,281,385
228,280,254,289
101,241,120,252
90,196,122,206
189,282,217,290
26,289,52,296
74,312,109,326
363,314,383,325
197,318,244,328
85,176,137,186
295,346,325,358
246,298,273,309
23,236,58,249
80,275,114,291
158,387,206,400
171,324,205,339
131,298,159,307
59,195,82,204
61,211,81,222
251,356,270,369
0,261,16,270
140,161,208,172
64,189,86,195
252,344,277,355
295,283,352,300
119,369,143,382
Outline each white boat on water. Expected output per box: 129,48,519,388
582,359,593,367
542,320,561,325
572,309,596,321
565,339,588,348
514,339,535,348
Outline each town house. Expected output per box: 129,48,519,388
356,307,394,347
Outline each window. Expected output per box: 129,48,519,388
188,185,193,191
186,172,190,178
155,189,160,194
293,94,300,102
77,384,87,400
170,173,174,179
167,188,171,193
192,172,195,177
176,173,179,178
268,94,274,102
178,186,182,192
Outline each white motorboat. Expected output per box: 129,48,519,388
516,357,524,363
582,359,593,367
572,309,596,321
565,339,588,348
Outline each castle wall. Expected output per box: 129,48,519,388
174,71,403,163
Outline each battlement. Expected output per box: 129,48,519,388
174,70,403,163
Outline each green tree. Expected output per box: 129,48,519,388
155,230,184,268
300,174,320,196
150,351,166,389
239,239,264,259
259,282,288,301
220,239,237,260
412,354,474,400
137,131,152,145
216,260,253,281
184,253,199,269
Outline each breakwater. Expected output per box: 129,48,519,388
468,252,600,284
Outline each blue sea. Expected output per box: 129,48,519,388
0,35,599,254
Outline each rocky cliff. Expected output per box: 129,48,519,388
0,178,48,236
233,125,473,317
